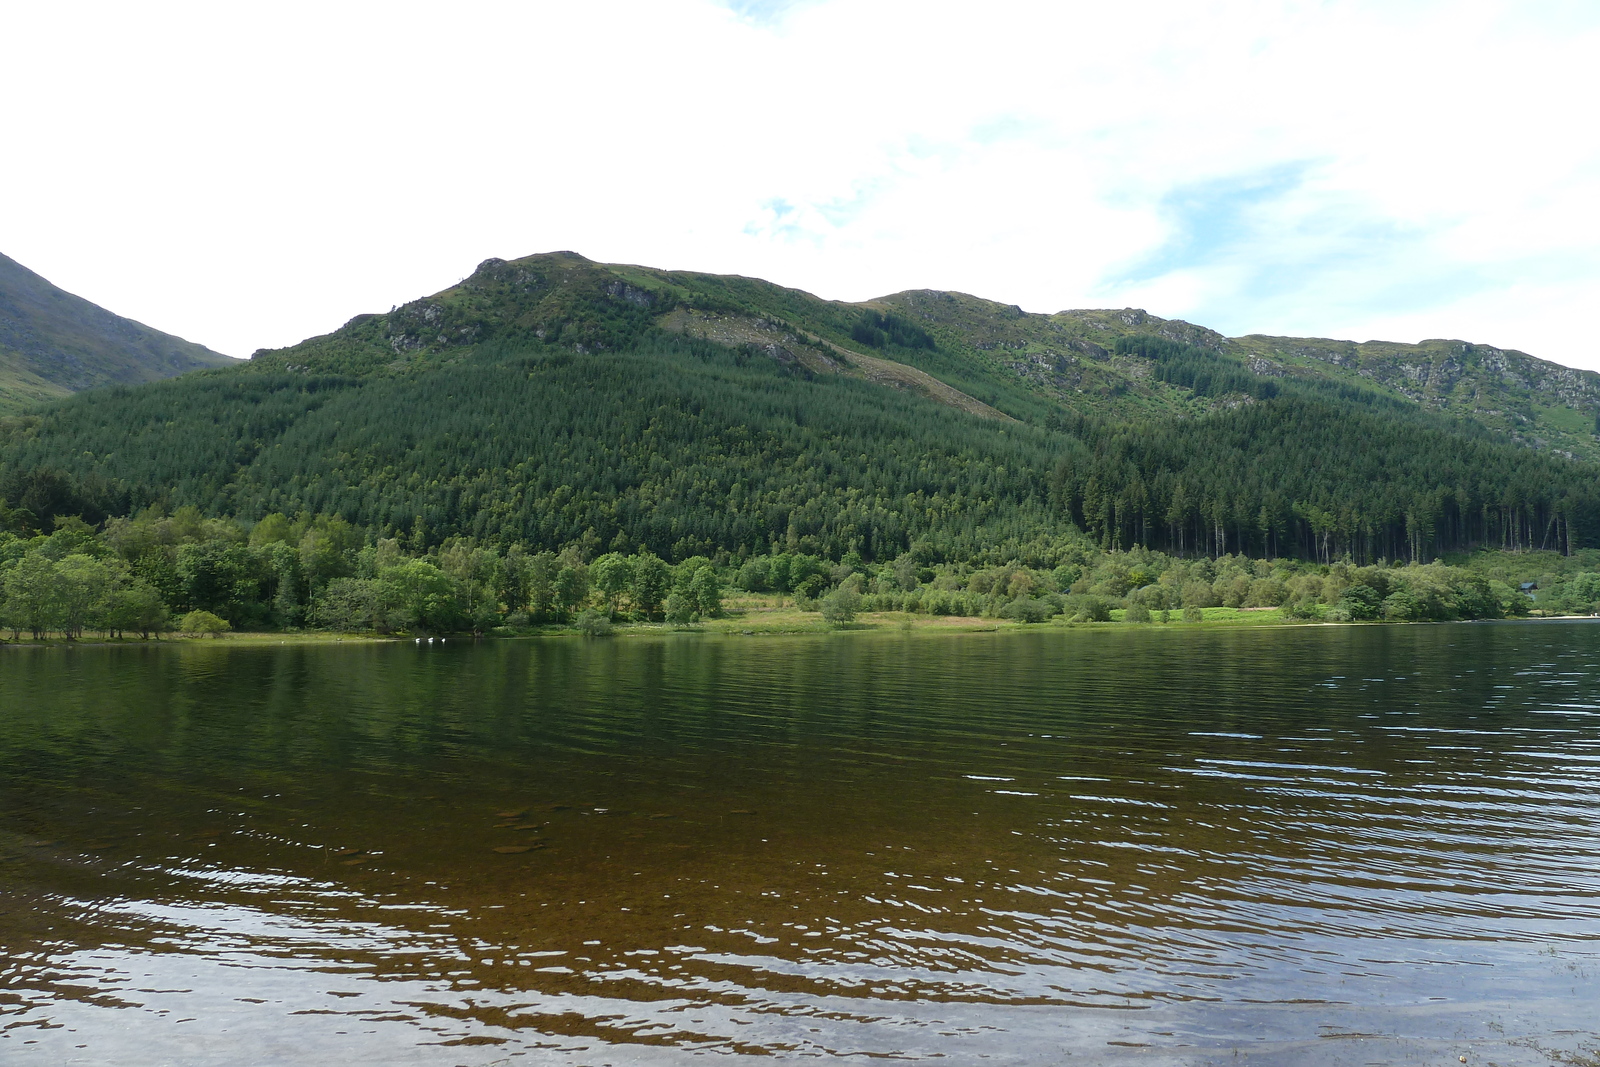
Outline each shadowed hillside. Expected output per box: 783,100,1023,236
0,252,233,412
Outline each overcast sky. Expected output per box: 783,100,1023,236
4,0,1598,370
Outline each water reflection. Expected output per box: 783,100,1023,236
2,624,1598,1064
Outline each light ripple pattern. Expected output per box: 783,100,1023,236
0,622,1597,1064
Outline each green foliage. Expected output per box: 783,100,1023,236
1000,596,1056,623
103,580,169,638
553,564,589,617
591,553,633,614
384,560,468,633
736,557,771,591
1383,590,1423,621
850,310,935,351
1070,595,1112,622
1336,584,1383,620
310,577,404,632
663,592,694,625
1114,335,1277,400
631,551,671,618
820,580,862,625
575,608,613,636
3,553,62,638
688,566,723,617
177,609,230,636
8,325,1597,569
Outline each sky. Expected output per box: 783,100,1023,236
3,0,1599,369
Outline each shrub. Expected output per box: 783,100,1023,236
1000,597,1053,623
1282,597,1323,620
1383,590,1423,621
177,609,231,637
1124,601,1151,623
1070,595,1112,622
1336,584,1383,620
1181,604,1204,623
575,608,613,636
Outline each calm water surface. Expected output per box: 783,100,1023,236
1,624,1597,1065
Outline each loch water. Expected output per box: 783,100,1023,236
1,623,1598,1066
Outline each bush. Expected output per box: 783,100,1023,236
1282,597,1323,620
1124,601,1151,623
1181,604,1204,623
1069,595,1112,622
575,608,613,636
1383,590,1423,621
177,609,231,637
999,597,1054,623
1335,584,1383,620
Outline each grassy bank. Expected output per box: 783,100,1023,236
11,601,1590,647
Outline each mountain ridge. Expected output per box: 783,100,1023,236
240,251,1598,458
0,252,233,413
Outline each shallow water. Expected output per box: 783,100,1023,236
1,623,1598,1065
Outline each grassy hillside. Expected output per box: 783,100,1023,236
0,252,234,412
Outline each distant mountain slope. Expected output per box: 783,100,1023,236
0,252,233,412
1225,334,1600,458
4,251,1598,563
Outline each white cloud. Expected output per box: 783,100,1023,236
1,0,1597,370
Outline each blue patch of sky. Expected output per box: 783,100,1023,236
1110,163,1313,288
717,0,818,27
1105,162,1497,328
745,198,802,240
968,114,1049,146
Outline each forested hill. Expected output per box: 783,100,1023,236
0,252,234,413
243,252,1600,459
1,250,1598,565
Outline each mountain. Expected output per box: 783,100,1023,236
247,251,1600,460
0,252,233,413
1,250,1597,563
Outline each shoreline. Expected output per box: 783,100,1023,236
4,607,1593,648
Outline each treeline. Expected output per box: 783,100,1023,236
1,503,1550,639
1114,335,1278,400
3,332,1599,568
850,310,936,352
1045,397,1598,562
0,507,733,639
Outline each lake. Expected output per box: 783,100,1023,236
1,624,1597,1065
